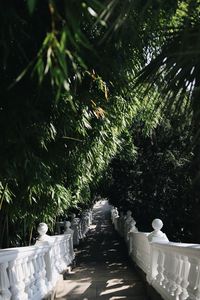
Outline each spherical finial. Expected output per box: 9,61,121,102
37,223,48,236
152,219,163,231
65,221,71,228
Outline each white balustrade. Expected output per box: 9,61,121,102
112,211,200,300
0,209,92,300
130,232,150,274
0,222,75,300
0,244,50,300
150,242,200,300
70,210,92,246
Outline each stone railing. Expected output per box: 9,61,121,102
111,207,200,300
0,222,75,300
0,209,93,300
56,209,93,246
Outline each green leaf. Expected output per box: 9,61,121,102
27,0,38,14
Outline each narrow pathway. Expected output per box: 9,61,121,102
55,200,148,300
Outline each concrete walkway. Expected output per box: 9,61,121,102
55,200,148,300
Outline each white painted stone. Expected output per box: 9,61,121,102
71,216,80,246
127,220,138,241
124,211,135,242
148,219,169,243
113,212,200,300
0,221,75,300
64,221,74,236
37,223,52,242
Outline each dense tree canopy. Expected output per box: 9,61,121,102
0,0,200,247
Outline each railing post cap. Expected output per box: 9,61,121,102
152,219,163,231
36,222,52,243
148,218,169,242
64,221,71,229
37,222,48,236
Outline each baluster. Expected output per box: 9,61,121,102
168,253,179,297
154,249,165,287
64,221,74,262
33,255,40,297
66,235,73,265
30,255,38,298
194,260,200,299
55,239,63,273
69,234,75,261
31,255,38,297
143,238,150,273
39,252,48,295
57,240,62,271
41,250,49,293
162,251,171,289
129,232,133,255
53,239,59,272
64,237,69,268
137,236,146,272
26,256,33,299
163,251,177,295
175,254,183,299
35,223,58,294
57,240,63,273
8,260,27,300
0,262,11,299
144,249,151,275
60,239,67,270
21,257,30,298
179,256,189,300
186,256,199,299
147,244,159,284
29,256,36,298
63,236,69,266
51,242,59,282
